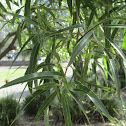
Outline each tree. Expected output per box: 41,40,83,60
0,0,126,125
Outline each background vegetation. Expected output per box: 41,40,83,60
0,0,126,125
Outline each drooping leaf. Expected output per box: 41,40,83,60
34,91,57,123
68,32,93,66
0,71,63,89
67,0,72,16
0,2,7,12
74,81,115,121
62,92,72,126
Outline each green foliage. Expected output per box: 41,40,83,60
1,0,126,125
0,96,20,126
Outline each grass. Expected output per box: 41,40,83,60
0,69,26,83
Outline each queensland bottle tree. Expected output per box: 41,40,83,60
0,0,126,125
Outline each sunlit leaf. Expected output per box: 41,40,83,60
123,30,126,50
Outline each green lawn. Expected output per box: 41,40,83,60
0,69,26,83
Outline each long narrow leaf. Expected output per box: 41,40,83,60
24,0,31,18
62,93,72,126
123,30,126,50
68,32,93,66
104,24,126,28
109,59,121,99
27,43,40,73
34,91,57,123
0,71,63,89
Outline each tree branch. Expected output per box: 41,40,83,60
0,31,16,50
0,35,17,60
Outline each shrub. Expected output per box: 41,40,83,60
0,96,20,126
22,94,46,115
